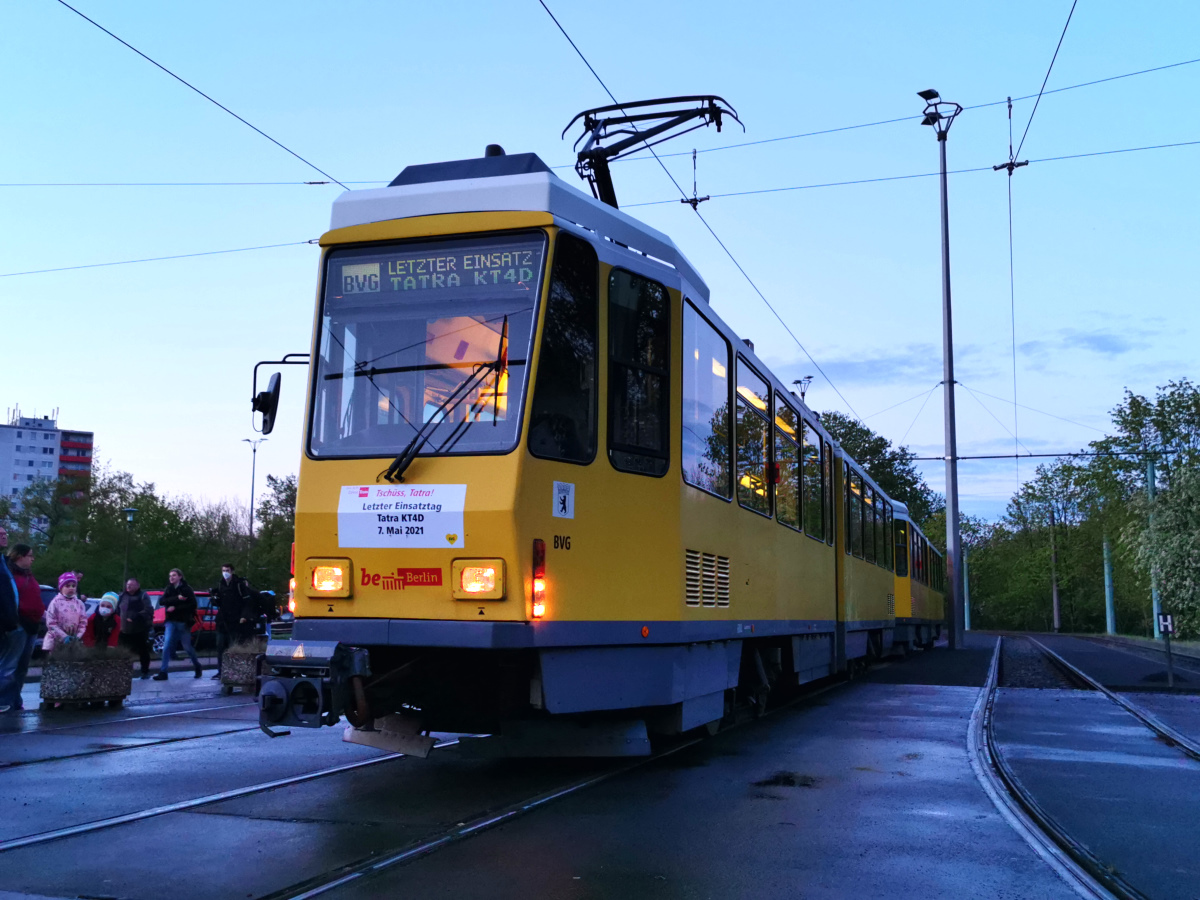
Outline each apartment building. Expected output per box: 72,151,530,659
0,408,94,506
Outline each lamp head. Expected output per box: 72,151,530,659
917,89,940,101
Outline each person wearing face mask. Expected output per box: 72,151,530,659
83,593,122,648
43,573,88,653
210,563,254,679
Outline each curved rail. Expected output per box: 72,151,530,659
1029,637,1200,761
968,637,1116,900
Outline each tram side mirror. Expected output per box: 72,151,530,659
252,372,282,435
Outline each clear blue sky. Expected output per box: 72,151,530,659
4,0,1197,520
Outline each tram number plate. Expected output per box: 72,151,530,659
338,484,466,549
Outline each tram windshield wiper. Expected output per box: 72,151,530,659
380,318,509,483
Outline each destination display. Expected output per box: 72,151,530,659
334,236,546,301
337,484,467,549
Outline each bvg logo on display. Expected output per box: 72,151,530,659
342,262,380,294
361,567,442,591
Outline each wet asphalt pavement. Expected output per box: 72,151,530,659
988,634,1200,900
0,634,1186,899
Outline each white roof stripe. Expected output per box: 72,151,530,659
329,170,709,302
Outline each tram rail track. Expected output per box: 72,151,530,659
1030,637,1200,761
0,723,262,770
252,678,844,899
0,743,444,854
0,697,256,737
971,637,1119,900
974,634,1200,900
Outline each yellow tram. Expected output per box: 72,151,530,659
256,147,944,754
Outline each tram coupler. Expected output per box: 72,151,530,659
257,640,371,732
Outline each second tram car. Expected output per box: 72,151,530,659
256,148,944,754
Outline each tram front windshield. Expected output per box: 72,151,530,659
309,232,546,459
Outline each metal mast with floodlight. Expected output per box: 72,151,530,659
918,88,965,650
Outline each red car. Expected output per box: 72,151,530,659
148,590,213,656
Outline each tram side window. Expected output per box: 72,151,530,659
735,359,771,516
528,233,598,464
879,498,888,568
681,302,731,498
849,470,864,558
894,520,908,577
883,503,893,571
608,269,670,476
773,398,800,530
823,442,834,546
863,487,876,564
801,421,823,541
843,463,853,553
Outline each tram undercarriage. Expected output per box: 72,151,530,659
256,627,906,757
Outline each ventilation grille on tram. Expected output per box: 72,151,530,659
685,550,731,608
887,593,896,617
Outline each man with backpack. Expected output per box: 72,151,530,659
210,563,254,679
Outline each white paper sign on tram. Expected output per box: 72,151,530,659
337,484,467,549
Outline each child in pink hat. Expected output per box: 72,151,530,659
43,572,87,652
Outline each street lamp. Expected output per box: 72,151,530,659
242,438,267,537
122,507,137,586
919,88,965,651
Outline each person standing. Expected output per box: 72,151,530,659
153,568,202,680
83,593,122,648
43,573,87,652
4,543,44,711
0,526,24,712
117,577,154,678
210,563,254,679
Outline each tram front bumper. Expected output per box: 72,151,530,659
258,639,370,730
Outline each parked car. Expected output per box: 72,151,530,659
147,590,213,656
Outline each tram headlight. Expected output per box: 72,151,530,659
312,566,344,591
461,566,496,593
305,558,353,598
451,559,506,600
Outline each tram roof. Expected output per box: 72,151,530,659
329,151,710,302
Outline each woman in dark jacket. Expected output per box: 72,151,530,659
3,543,41,711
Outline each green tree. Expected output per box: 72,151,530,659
819,410,943,525
1128,461,1200,637
247,474,297,596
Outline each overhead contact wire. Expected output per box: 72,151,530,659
1015,0,1080,159
596,55,1200,165
53,0,348,189
0,241,315,278
1006,101,1021,484
961,384,1107,434
537,0,863,422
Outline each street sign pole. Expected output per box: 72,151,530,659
1159,613,1176,689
